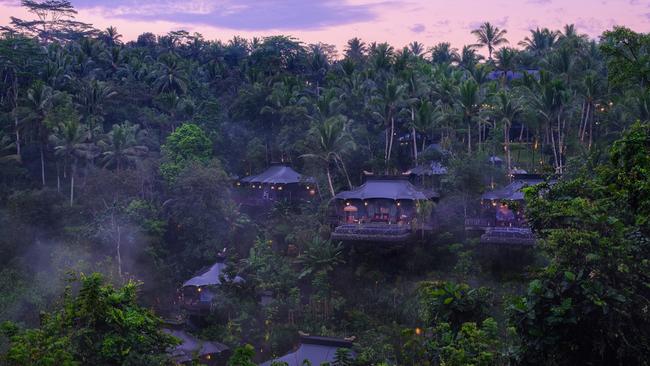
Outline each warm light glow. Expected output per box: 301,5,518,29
309,189,316,195
197,287,202,292
306,186,310,190
346,202,350,206
397,201,401,206
492,201,497,207
364,201,368,206
271,186,275,190
415,327,422,336
278,186,283,190
206,355,211,360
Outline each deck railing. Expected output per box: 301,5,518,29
480,227,536,246
331,223,413,242
465,217,495,229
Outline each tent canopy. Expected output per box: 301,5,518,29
240,163,315,185
260,336,354,366
407,161,448,176
482,174,555,201
335,177,438,201
164,329,229,363
183,259,244,288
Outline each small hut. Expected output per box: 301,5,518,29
465,173,554,245
235,163,317,206
330,176,438,242
180,256,243,314
405,161,448,189
165,328,230,365
259,336,355,366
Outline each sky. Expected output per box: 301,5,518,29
0,0,649,54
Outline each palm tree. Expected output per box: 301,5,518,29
101,26,123,46
494,47,519,85
75,79,117,139
154,53,189,95
99,121,148,172
409,41,426,58
50,118,97,206
471,22,509,61
301,116,356,197
297,237,345,280
458,45,484,71
26,82,56,186
344,37,366,63
456,79,482,153
430,42,459,65
493,91,523,173
519,28,559,55
371,78,406,172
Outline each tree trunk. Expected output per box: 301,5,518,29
550,120,560,173
14,113,20,156
505,120,511,174
386,116,395,173
40,145,46,187
70,162,76,206
326,165,335,198
56,162,60,193
467,120,472,154
412,126,418,164
116,223,122,279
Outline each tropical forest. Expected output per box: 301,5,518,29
0,1,649,365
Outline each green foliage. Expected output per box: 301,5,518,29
2,273,177,366
160,123,212,181
511,122,650,365
418,281,493,329
228,344,256,366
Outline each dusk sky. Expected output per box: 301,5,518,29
1,0,649,54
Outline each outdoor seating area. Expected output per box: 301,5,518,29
235,163,317,207
330,176,438,242
480,227,536,246
331,223,413,242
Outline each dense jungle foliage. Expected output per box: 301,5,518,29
0,1,649,365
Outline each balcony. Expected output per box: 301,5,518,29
331,223,413,242
480,227,536,246
465,217,496,231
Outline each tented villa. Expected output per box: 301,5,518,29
405,160,448,189
259,335,355,366
465,173,553,246
180,256,243,314
329,176,439,242
235,163,317,206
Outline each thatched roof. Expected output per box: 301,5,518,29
407,161,448,176
183,258,244,288
240,163,315,185
481,174,553,201
335,177,438,201
260,336,354,366
164,329,229,363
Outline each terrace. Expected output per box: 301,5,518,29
330,176,438,242
331,222,413,242
480,227,536,246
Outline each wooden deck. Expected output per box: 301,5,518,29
480,227,536,246
331,223,414,242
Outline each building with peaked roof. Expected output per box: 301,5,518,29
329,176,438,242
181,256,244,314
259,336,354,366
405,161,448,189
164,328,230,365
465,174,555,246
235,163,317,206
487,69,540,82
